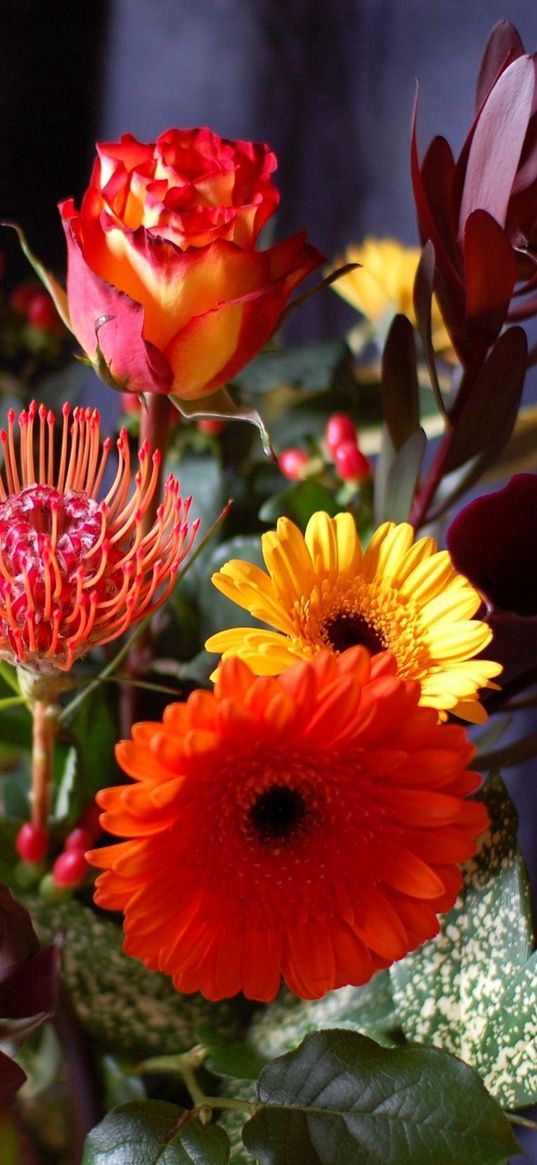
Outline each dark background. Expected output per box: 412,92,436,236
0,4,536,1160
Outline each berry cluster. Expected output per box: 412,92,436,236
278,412,371,485
15,799,102,893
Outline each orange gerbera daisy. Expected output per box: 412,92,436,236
0,401,197,673
206,512,501,722
89,648,487,1003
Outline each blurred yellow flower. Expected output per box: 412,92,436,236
330,237,452,353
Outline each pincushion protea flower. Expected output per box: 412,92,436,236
0,401,197,673
206,512,501,722
88,648,487,1002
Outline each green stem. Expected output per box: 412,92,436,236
506,1113,537,1129
136,1048,259,1117
195,1096,259,1116
58,619,148,724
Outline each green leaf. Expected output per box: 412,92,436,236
0,702,31,752
65,685,118,817
195,535,266,641
167,450,225,540
375,428,426,524
243,1030,517,1165
172,388,273,457
2,221,71,328
234,341,349,394
52,745,78,824
258,480,340,525
198,1026,267,1082
249,973,398,1061
82,1101,230,1165
390,774,537,1107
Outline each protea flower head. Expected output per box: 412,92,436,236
0,401,197,677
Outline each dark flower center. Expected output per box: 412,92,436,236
249,785,307,845
322,610,386,655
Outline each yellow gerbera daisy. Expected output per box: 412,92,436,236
330,237,453,355
205,512,502,723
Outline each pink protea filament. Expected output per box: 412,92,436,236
0,402,198,672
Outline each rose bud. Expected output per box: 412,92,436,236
56,128,323,401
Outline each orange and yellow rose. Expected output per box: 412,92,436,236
59,127,323,399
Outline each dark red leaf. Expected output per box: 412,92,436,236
0,945,59,1021
0,1051,26,1104
411,96,462,290
380,314,420,451
475,20,525,110
464,210,516,344
413,243,446,414
420,136,460,275
0,886,39,978
442,326,527,473
459,54,535,236
511,107,537,196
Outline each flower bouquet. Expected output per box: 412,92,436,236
1,18,537,1165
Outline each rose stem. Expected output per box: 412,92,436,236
140,391,174,528
120,391,175,735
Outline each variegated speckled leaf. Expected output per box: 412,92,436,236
28,898,241,1059
390,774,537,1108
249,971,398,1061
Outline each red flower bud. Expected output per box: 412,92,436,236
59,128,323,400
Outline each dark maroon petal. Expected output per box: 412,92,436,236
459,54,535,236
475,20,525,110
486,612,537,686
447,473,537,615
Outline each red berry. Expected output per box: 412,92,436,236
9,284,35,316
65,826,95,852
197,418,225,435
52,849,88,889
10,283,63,333
334,440,372,483
121,391,142,415
27,291,62,332
278,448,309,482
325,413,357,455
16,822,48,863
